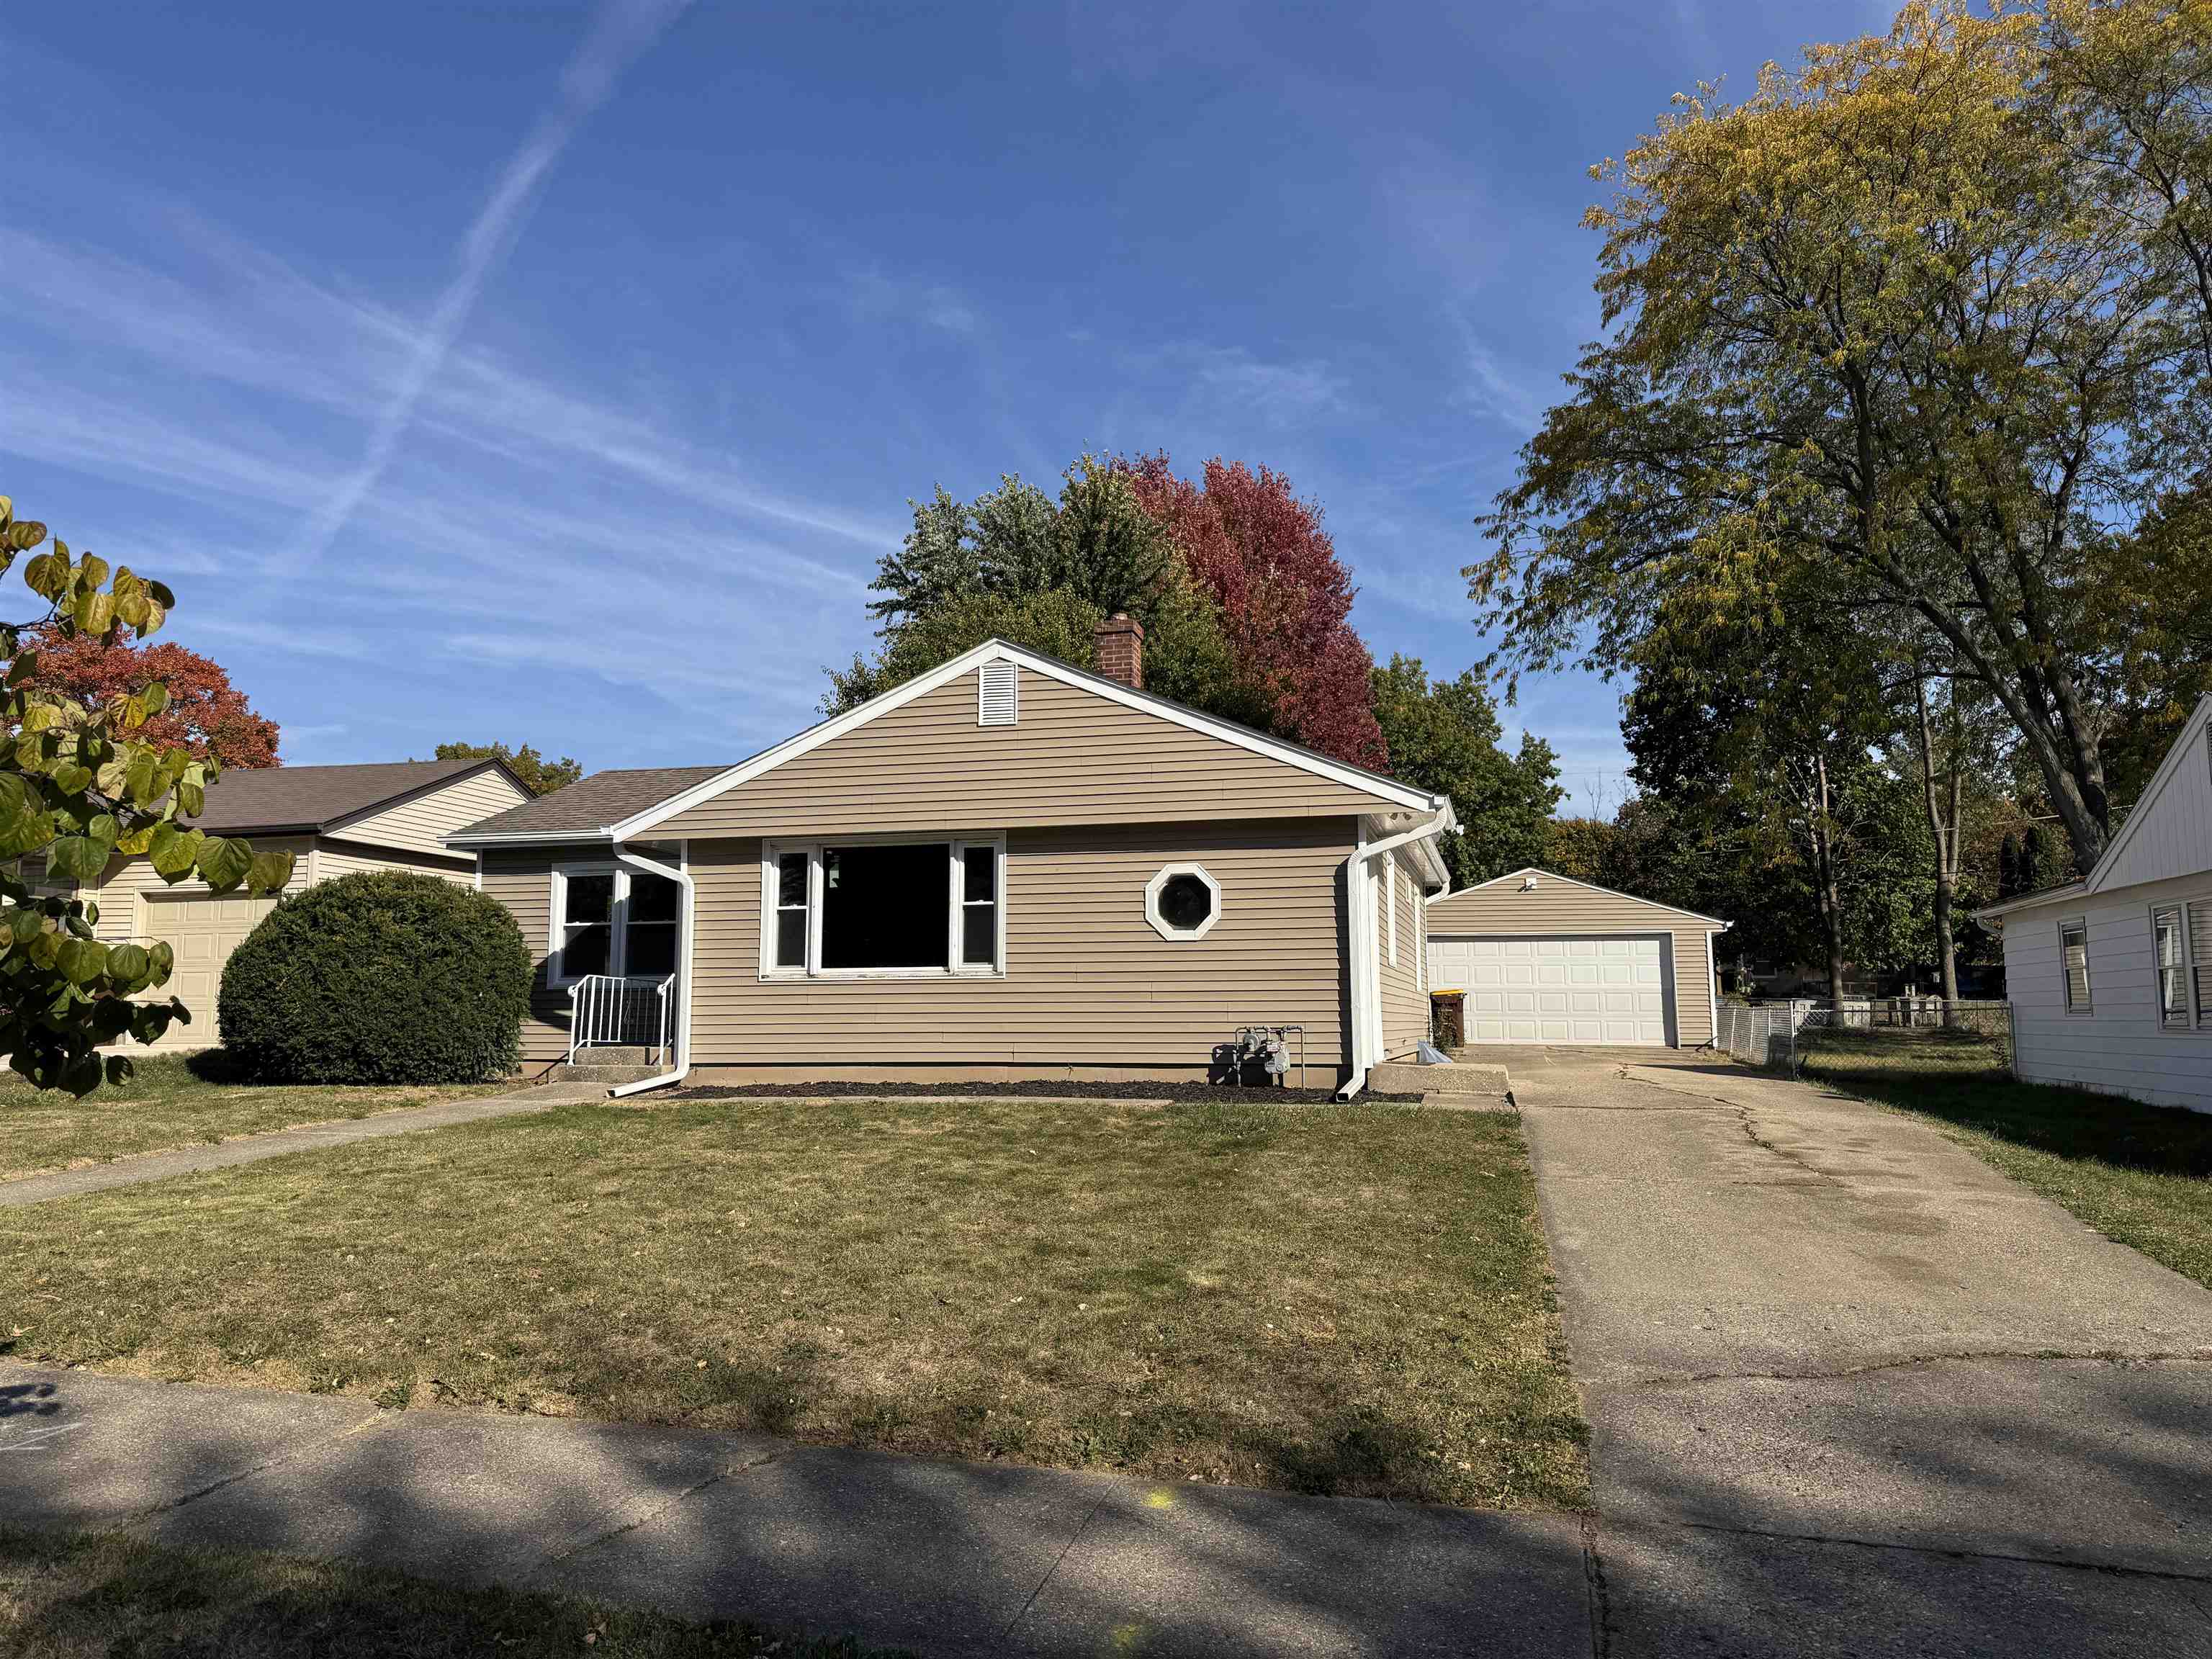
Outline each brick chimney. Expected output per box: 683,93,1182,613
1094,611,1144,690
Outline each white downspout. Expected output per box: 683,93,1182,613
609,842,694,1097
1336,802,1454,1101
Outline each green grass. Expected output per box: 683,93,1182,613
0,1095,1589,1511
0,1528,904,1658
0,1054,511,1179
1803,1061,2212,1291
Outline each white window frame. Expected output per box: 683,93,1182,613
758,833,1006,981
547,863,678,988
2152,904,2192,1031
1145,863,1222,941
2059,918,2092,1016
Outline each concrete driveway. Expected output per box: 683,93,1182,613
1515,1054,2212,1655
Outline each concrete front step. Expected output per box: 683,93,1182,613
546,1061,666,1088
567,1046,654,1066
1371,1060,1512,1098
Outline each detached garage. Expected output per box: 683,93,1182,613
1426,869,1728,1048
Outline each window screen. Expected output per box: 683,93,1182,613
961,845,998,968
2060,922,2092,1013
774,852,809,969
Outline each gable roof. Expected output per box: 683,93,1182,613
185,757,522,835
1426,867,1731,930
446,765,732,844
2084,693,2212,896
1975,693,2212,921
619,639,1446,838
447,639,1450,849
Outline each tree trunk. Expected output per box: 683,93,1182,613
1911,667,1962,1022
1810,753,1848,1002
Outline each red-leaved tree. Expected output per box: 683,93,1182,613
22,624,280,770
1123,454,1387,769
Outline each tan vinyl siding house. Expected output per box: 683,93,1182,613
68,757,530,1052
1978,695,2212,1112
1426,869,1727,1048
452,634,1455,1092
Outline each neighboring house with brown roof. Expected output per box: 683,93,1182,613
1976,694,2212,1112
446,620,1456,1095
63,757,530,1052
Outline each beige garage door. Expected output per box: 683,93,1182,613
137,892,280,1051
1429,935,1673,1045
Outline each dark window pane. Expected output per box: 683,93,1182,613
563,923,610,979
629,875,679,924
820,842,951,970
962,904,996,966
1156,873,1213,932
776,909,806,968
626,922,676,977
963,845,995,903
777,853,807,909
567,872,614,925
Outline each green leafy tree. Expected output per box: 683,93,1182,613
1473,1,2212,873
1369,654,1562,888
0,491,294,1094
830,459,1255,723
431,741,582,797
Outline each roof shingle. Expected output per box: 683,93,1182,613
446,765,730,841
186,757,500,834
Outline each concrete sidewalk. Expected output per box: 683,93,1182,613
1520,1058,2212,1657
0,1362,1595,1658
0,1082,608,1208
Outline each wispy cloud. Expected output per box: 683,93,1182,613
293,0,696,564
1450,316,1547,432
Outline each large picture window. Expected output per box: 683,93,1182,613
762,837,1004,979
550,865,682,986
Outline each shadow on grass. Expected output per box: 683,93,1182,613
0,1527,909,1658
1809,1064,2212,1181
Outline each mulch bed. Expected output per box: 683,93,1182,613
670,1079,1423,1104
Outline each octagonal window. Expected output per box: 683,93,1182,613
1146,863,1221,940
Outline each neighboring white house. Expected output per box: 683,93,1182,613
1977,695,2212,1112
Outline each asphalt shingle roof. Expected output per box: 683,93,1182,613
187,757,498,834
447,765,730,841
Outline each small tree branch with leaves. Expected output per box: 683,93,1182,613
0,493,293,1094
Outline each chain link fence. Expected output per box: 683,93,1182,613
1716,999,2014,1082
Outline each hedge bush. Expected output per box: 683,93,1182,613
217,871,532,1084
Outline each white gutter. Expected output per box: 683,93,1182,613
1336,802,1455,1101
608,842,694,1097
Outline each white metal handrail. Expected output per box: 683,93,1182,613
566,973,676,1066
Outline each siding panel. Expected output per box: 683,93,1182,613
336,766,531,858
668,819,1355,1081
1425,876,1719,1047
480,845,602,1065
2001,873,2212,1111
655,670,1401,837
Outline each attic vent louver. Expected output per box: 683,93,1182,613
978,660,1019,727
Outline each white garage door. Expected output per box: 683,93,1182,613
135,892,280,1051
1429,935,1671,1045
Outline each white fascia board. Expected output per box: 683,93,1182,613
1429,866,1732,930
609,638,1447,840
442,829,616,849
2082,693,2212,896
1972,880,2089,925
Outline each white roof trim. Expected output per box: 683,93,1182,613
1426,866,1731,930
608,638,1446,840
1972,879,2089,922
2083,693,2212,896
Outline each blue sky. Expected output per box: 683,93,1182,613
1,0,1890,815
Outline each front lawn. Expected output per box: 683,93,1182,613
0,1096,1588,1510
0,1528,900,1659
0,1056,510,1179
1807,1065,2212,1292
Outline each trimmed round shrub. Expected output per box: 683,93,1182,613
218,871,532,1084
